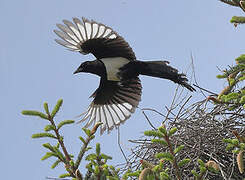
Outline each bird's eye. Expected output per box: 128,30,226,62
85,62,90,66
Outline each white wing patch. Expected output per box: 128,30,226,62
97,25,106,37
109,34,117,39
84,21,92,39
54,17,118,53
78,101,136,134
100,57,130,81
77,77,141,134
63,20,83,41
122,102,133,110
55,39,80,51
92,23,99,38
103,28,112,38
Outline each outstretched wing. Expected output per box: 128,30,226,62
79,78,142,134
54,17,136,60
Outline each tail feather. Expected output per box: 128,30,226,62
141,61,195,91
119,60,195,92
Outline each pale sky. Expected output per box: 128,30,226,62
1,0,245,179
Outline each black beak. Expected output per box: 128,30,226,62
73,67,81,74
73,69,79,74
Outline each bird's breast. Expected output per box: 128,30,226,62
100,57,130,81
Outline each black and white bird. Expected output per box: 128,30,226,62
54,17,195,134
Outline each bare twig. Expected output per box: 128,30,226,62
193,84,218,96
141,110,157,130
117,127,131,168
190,53,206,98
141,108,165,117
46,177,70,180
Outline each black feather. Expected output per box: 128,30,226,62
119,60,195,92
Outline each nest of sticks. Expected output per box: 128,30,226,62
119,88,245,179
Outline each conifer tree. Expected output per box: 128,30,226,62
220,0,245,24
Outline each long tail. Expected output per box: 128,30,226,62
119,60,196,92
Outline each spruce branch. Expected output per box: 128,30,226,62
44,101,80,178
138,168,153,180
230,16,245,23
144,125,182,180
160,127,181,180
22,110,49,120
22,99,83,179
32,133,57,139
220,0,240,7
43,102,50,115
74,122,102,169
223,131,245,175
219,0,245,24
57,120,75,130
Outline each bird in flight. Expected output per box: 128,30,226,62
54,17,195,134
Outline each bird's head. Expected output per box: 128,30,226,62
73,61,92,74
73,60,104,77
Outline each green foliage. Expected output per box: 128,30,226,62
160,170,171,180
79,136,86,144
43,143,55,152
22,99,104,180
41,143,66,164
158,126,168,136
168,127,177,137
51,159,62,169
32,133,57,139
51,99,63,118
220,0,245,23
57,120,75,130
85,143,119,180
216,74,227,79
96,143,101,156
22,110,48,120
123,170,141,179
41,152,56,161
174,145,185,154
44,125,55,132
141,124,222,179
140,125,186,179
23,99,242,179
82,128,92,137
53,146,66,161
151,139,168,146
197,159,205,168
144,130,164,138
178,159,191,167
140,160,155,169
232,15,245,23
59,173,72,178
155,152,174,162
236,54,245,63
191,159,208,179
43,102,50,115
223,134,245,153
214,54,245,110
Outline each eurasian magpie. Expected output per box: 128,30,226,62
54,17,195,134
